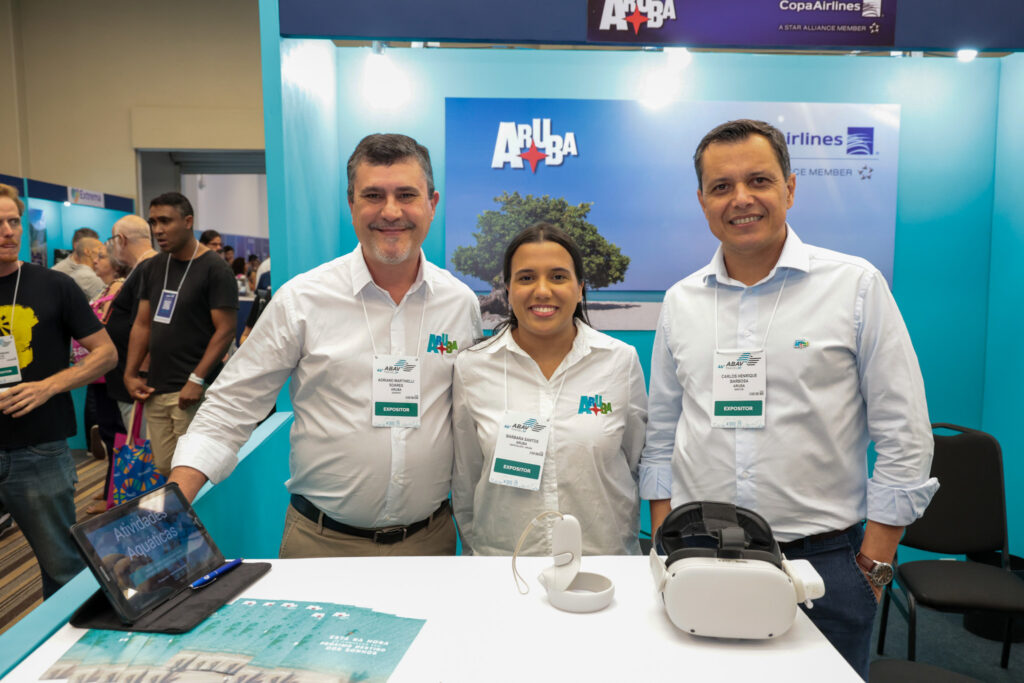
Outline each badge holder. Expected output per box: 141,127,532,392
512,512,614,613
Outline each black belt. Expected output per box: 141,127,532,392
290,494,449,545
778,524,858,551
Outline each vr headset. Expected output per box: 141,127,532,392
649,501,825,639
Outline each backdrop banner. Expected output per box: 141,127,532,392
445,98,900,330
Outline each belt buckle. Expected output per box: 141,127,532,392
373,526,408,545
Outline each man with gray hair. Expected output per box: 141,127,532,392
105,215,157,428
168,133,482,558
53,233,105,299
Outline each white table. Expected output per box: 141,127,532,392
7,556,860,682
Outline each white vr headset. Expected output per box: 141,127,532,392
649,501,825,639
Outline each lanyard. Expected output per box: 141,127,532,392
359,285,427,356
161,241,201,294
503,333,570,421
5,263,21,332
713,269,790,351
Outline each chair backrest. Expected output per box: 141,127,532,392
900,423,1007,556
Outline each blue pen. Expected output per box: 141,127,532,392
190,558,243,589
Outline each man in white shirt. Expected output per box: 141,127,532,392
168,134,482,557
640,119,937,679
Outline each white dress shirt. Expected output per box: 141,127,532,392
173,247,482,528
453,322,648,556
640,227,938,542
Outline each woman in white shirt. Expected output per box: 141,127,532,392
452,222,648,556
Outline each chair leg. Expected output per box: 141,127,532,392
1002,617,1013,669
907,593,917,661
877,584,892,655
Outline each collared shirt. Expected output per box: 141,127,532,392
453,322,648,556
640,227,938,542
172,247,482,528
53,256,104,300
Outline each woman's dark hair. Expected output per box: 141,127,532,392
231,257,246,276
478,222,590,347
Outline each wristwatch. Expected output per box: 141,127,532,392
855,552,894,587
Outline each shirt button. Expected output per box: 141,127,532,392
741,471,751,479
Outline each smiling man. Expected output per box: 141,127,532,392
640,120,937,679
0,183,116,598
167,134,482,558
124,192,238,476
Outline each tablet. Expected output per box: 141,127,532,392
70,483,225,624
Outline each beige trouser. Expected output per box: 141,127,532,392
145,391,201,477
279,503,457,558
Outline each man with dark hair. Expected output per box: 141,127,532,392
222,245,235,264
71,227,100,245
640,119,937,679
124,192,238,476
199,229,223,253
168,133,481,558
53,234,105,299
0,183,117,597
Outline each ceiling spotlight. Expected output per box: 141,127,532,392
957,49,978,63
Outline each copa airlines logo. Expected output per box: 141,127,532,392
508,418,546,432
491,119,579,173
426,333,458,355
378,359,417,373
578,394,613,415
718,352,762,369
598,0,677,34
785,127,876,156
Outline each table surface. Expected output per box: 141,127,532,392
7,555,859,682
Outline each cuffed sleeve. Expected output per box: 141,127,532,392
867,476,940,526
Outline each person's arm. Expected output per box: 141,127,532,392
856,270,939,591
451,359,483,555
170,290,301,500
167,465,209,502
0,329,116,418
858,520,903,600
177,307,237,410
640,306,682,541
124,298,155,401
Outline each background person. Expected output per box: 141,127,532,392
124,192,238,477
199,229,223,254
53,235,105,299
0,183,117,597
452,223,647,556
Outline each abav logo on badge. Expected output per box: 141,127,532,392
491,118,578,173
379,359,417,373
598,0,677,35
845,127,875,155
511,418,546,432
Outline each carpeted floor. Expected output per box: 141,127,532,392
0,450,107,636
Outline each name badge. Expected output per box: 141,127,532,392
0,335,22,385
712,348,766,428
153,289,178,324
372,354,421,428
489,411,550,491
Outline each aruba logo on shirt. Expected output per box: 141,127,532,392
491,118,579,173
578,394,613,415
427,333,458,355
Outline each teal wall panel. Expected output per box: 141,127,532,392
985,53,1024,553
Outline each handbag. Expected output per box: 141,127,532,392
106,401,166,508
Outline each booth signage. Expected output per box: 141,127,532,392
445,98,901,331
586,0,898,47
68,187,104,208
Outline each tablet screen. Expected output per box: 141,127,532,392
71,484,224,623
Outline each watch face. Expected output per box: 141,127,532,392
870,562,894,586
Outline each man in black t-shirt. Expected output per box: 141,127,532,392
124,193,237,476
0,183,117,598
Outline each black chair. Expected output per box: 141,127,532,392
876,423,1024,668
